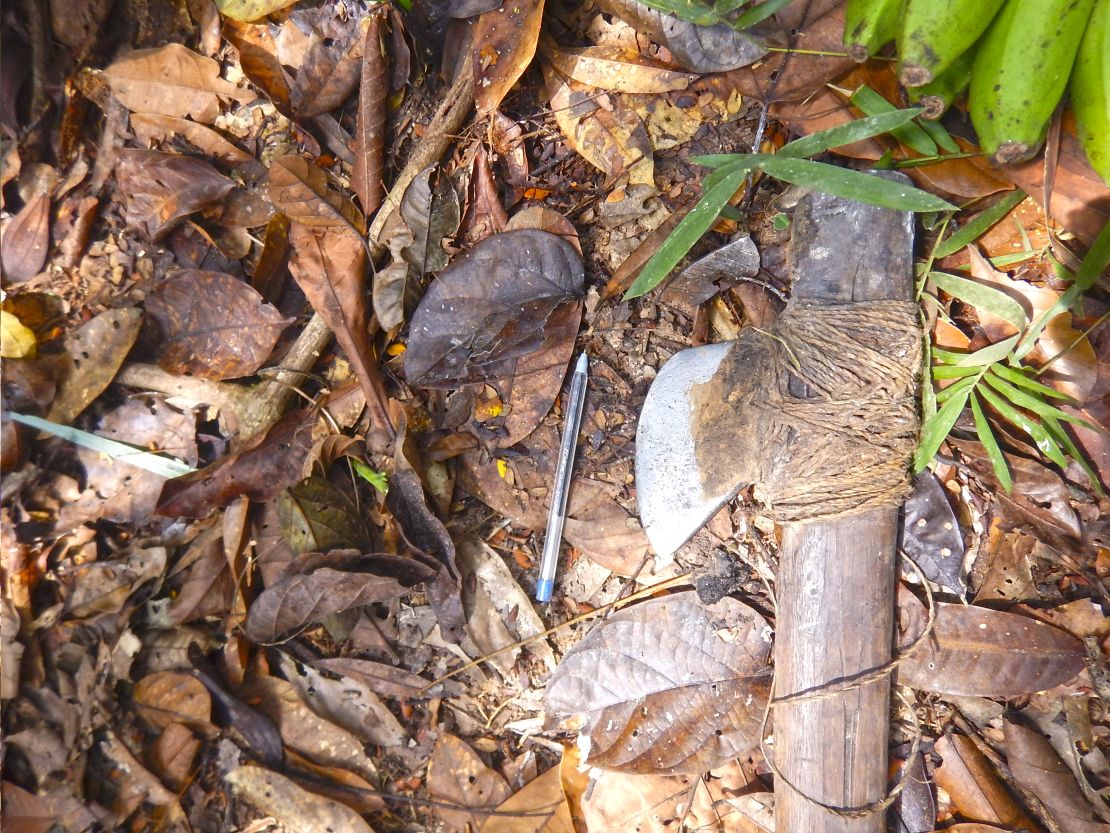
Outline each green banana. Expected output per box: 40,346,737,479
844,0,905,62
970,0,1096,164
907,47,973,119
898,0,1006,87
1070,0,1110,185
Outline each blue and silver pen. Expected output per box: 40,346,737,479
535,353,589,603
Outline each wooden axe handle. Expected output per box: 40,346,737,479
774,181,915,833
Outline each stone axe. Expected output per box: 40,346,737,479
636,175,920,833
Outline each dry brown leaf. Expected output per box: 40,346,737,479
146,723,201,791
47,308,142,426
130,113,266,180
546,591,771,773
103,43,253,123
1,193,50,283
133,671,213,733
428,732,513,833
226,765,376,833
146,269,291,380
353,9,387,215
1,780,59,833
268,155,366,235
472,0,545,115
546,45,695,94
288,7,369,118
223,19,294,113
115,149,236,240
479,765,574,833
460,147,508,247
934,733,1046,832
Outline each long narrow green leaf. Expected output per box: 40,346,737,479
624,162,754,299
637,0,720,25
982,371,1100,432
849,85,937,157
934,374,979,404
933,364,984,380
1075,217,1110,291
914,385,972,471
777,110,924,160
933,334,1019,367
9,412,195,478
933,189,1027,258
977,385,1067,468
916,116,959,154
754,155,956,211
988,363,1074,402
732,0,793,28
929,271,1027,330
1043,415,1105,496
692,154,748,169
969,393,1012,492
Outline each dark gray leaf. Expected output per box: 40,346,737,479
900,470,966,594
278,475,372,555
660,233,761,306
400,166,460,275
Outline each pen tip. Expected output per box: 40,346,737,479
575,353,588,373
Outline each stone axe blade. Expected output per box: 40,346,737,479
634,174,917,833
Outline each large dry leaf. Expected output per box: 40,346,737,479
130,114,267,180
116,149,236,240
47,308,142,426
244,550,430,643
1,193,50,283
901,469,966,594
547,45,695,94
146,269,291,380
545,591,771,774
897,587,1085,697
287,6,369,117
57,545,168,618
405,229,584,388
103,43,253,123
223,19,294,113
479,765,575,833
269,155,365,235
428,732,513,833
278,475,372,556
1004,718,1109,833
472,0,545,115
226,765,376,833
157,408,315,519
132,671,213,733
934,733,1046,832
313,657,439,699
353,10,387,215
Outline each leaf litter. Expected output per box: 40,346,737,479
2,1,1108,832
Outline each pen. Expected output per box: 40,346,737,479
535,353,589,603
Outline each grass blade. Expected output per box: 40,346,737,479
1043,415,1105,496
732,0,793,28
914,384,972,471
977,385,1067,468
933,334,1019,367
988,362,1074,402
849,85,937,157
929,270,1027,330
1075,217,1110,291
934,374,979,404
9,411,196,478
754,155,956,211
777,110,924,160
916,116,959,154
982,370,1101,432
933,364,984,380
970,392,1012,492
933,189,1027,258
624,161,754,299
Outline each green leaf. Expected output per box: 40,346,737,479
969,392,1011,492
8,411,195,478
914,384,972,471
777,109,924,160
932,334,1019,367
1043,416,1105,497
754,155,957,211
692,154,747,169
929,270,1027,330
352,459,389,493
933,189,1027,258
977,385,1067,468
849,85,937,157
1075,217,1110,292
982,370,1100,432
988,363,1074,402
916,116,959,154
934,374,979,405
624,161,754,299
636,0,721,25
932,364,983,380
732,0,793,28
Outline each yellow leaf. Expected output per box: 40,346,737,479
0,310,36,358
496,459,508,479
214,0,300,22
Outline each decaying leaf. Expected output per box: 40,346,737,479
405,229,584,388
223,18,294,112
353,9,387,215
269,155,366,235
897,587,1085,697
132,671,213,733
58,546,168,619
47,308,142,426
901,469,966,594
1,193,51,283
226,765,376,833
934,733,1046,832
471,0,545,115
146,269,291,380
546,590,771,774
287,6,370,118
278,475,372,555
547,45,696,94
130,113,267,180
103,43,253,123
480,764,574,833
147,723,201,791
428,732,513,833
313,657,442,700
659,233,761,307
0,310,36,359
116,149,236,240
244,550,431,643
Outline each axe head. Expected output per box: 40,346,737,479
635,341,748,558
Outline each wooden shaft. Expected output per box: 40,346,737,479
774,178,914,833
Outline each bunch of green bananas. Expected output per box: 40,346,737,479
843,0,1109,184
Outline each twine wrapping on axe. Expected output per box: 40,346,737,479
691,299,922,521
